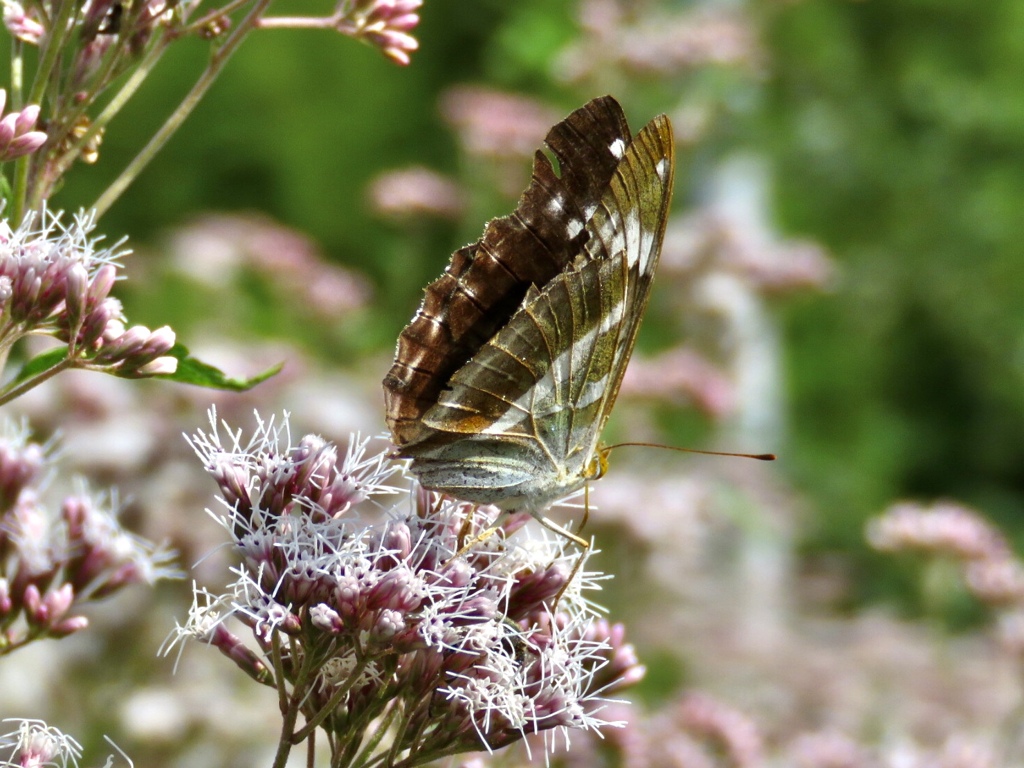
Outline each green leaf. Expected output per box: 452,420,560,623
13,347,70,383
11,343,281,392
148,343,283,391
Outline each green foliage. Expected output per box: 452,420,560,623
159,343,283,389
766,0,1024,549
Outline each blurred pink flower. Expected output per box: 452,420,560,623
441,87,560,160
965,556,1024,605
787,730,875,768
0,421,179,651
932,737,996,768
997,609,1024,656
559,1,762,81
167,213,371,317
676,692,764,767
620,10,761,74
620,346,736,417
661,212,836,294
368,166,466,220
867,501,1008,562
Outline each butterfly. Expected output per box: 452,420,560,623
383,95,674,530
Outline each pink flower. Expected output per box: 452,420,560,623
349,0,422,65
867,501,1008,562
2,0,45,44
368,166,465,221
0,89,46,161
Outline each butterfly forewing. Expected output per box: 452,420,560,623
387,103,675,511
383,97,632,447
584,114,675,435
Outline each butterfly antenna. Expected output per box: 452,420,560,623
603,442,776,462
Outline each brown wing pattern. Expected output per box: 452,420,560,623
394,111,675,507
383,96,632,446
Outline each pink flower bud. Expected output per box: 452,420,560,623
99,312,125,343
62,496,89,539
79,298,118,347
387,12,419,31
113,324,151,352
142,324,176,354
0,98,46,161
135,355,178,376
310,603,344,633
370,608,405,641
211,623,270,680
379,522,412,561
22,582,42,618
14,104,40,132
377,30,418,65
87,263,117,305
63,262,90,330
51,615,89,636
6,130,47,157
0,578,11,615
0,113,17,144
3,3,45,43
43,583,74,621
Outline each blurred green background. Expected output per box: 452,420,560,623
41,0,1024,604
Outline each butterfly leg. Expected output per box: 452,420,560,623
579,481,591,533
536,514,591,605
456,503,477,551
445,507,512,565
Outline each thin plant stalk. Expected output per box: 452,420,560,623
38,35,173,211
0,357,75,406
182,0,255,36
12,0,79,222
91,0,274,217
293,664,367,743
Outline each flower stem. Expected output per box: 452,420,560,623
10,40,24,105
0,355,75,406
91,0,273,218
181,0,260,35
13,0,79,222
271,630,289,715
257,15,340,30
46,30,171,196
292,659,369,743
351,704,403,768
26,0,77,108
271,686,299,767
349,676,411,768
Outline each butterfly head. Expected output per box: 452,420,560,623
587,447,612,483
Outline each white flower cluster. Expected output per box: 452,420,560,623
171,410,641,765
